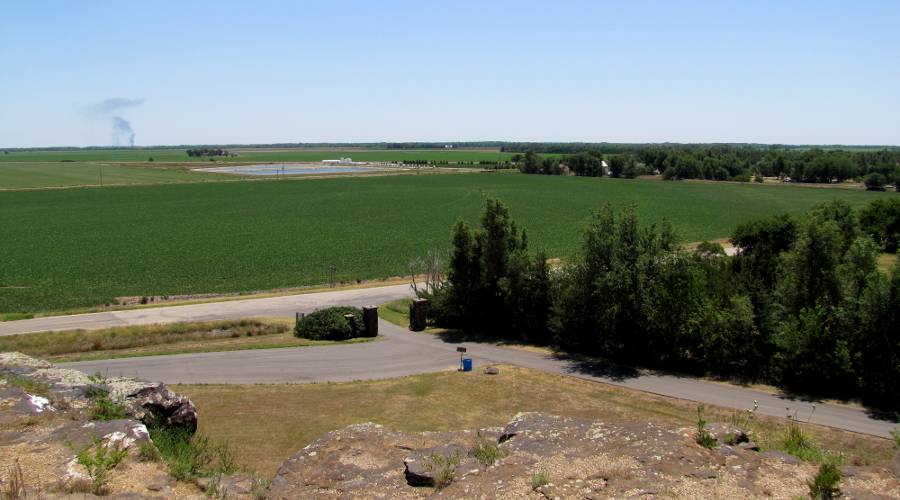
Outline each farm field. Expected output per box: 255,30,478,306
0,173,893,314
0,148,515,165
0,162,231,189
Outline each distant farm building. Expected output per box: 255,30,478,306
322,157,353,165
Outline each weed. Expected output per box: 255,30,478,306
807,462,841,499
213,441,237,475
72,437,128,495
531,470,550,490
472,433,506,466
148,426,236,481
425,453,460,490
2,459,26,499
695,405,717,449
779,420,823,462
137,441,161,462
890,429,900,450
249,475,271,500
89,396,127,421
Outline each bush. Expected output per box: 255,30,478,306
294,306,364,340
808,462,841,499
864,172,887,191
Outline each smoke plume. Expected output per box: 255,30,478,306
86,97,144,147
112,116,135,147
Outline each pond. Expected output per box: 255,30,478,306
197,164,384,176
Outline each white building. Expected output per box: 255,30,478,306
322,157,353,165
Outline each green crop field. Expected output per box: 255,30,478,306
0,162,231,189
0,173,893,314
0,148,517,189
0,148,514,164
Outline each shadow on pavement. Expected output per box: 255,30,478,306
550,352,641,382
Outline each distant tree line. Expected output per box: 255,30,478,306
512,146,900,187
515,151,653,178
421,197,900,411
186,148,233,157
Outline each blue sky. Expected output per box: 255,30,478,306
2,1,898,147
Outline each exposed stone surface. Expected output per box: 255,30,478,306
1,351,197,430
269,412,900,499
1,352,204,498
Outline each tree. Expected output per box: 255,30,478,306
858,198,900,253
439,198,543,341
863,172,886,191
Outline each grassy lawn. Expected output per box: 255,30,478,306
0,162,231,189
176,366,894,476
1,173,892,314
0,319,372,362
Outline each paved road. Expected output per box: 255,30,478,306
3,285,893,438
0,284,412,336
60,319,898,439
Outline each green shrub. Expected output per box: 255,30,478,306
73,437,128,495
425,453,460,490
472,434,506,466
294,306,364,340
808,462,841,499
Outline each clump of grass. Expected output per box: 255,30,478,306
531,470,550,490
137,441,162,462
148,426,236,481
1,373,51,395
890,429,900,450
84,373,128,421
779,420,823,462
425,452,460,490
472,433,506,466
89,396,127,421
72,437,128,495
695,405,717,449
808,462,841,499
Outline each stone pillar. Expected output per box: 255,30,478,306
409,298,428,331
362,305,378,337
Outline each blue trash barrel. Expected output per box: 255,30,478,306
462,357,473,372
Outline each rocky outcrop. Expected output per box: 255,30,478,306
269,412,900,499
0,351,197,430
1,352,202,497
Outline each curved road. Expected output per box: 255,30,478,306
2,285,895,438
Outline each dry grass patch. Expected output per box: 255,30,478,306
175,366,892,476
0,319,373,362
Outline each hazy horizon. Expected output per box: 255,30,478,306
2,1,899,148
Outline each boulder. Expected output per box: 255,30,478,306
0,352,197,431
